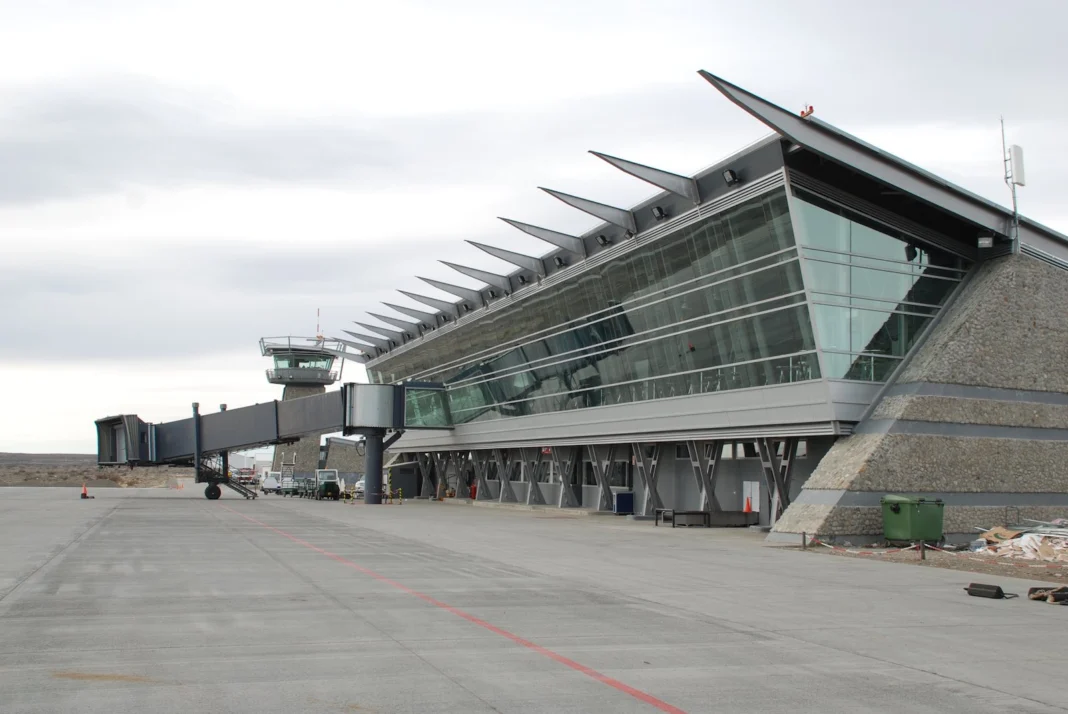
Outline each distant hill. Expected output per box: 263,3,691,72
0,453,97,466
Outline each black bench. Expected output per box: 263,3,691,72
654,509,711,528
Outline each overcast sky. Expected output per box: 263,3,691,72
3,0,1066,453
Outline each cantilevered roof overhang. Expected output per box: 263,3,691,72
696,70,1068,253
362,70,1068,366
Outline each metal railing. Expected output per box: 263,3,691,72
265,368,339,384
260,336,343,355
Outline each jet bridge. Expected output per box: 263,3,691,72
96,382,450,502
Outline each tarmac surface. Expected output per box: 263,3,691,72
2,484,1067,714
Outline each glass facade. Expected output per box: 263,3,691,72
403,387,452,429
371,188,821,424
790,190,968,381
274,354,335,371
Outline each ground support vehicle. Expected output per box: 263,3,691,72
312,470,341,500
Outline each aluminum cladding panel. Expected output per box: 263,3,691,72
155,417,195,461
201,402,279,452
344,383,399,429
277,389,344,438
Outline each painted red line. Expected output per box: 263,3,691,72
221,505,687,714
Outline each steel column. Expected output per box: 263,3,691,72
757,438,793,523
454,451,470,495
631,443,662,516
585,444,616,511
364,429,385,504
775,437,798,519
432,451,451,498
522,447,547,505
192,402,202,482
494,448,519,503
551,446,581,508
472,451,492,501
686,440,724,512
417,452,434,498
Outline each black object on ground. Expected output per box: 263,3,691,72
964,583,1018,599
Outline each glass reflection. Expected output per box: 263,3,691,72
791,190,968,381
372,188,824,421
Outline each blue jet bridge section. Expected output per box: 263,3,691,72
95,382,449,501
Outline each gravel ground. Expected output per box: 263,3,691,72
802,543,1068,585
0,453,189,488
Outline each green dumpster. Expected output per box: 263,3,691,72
881,495,944,543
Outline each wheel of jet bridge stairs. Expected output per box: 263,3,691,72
204,483,222,500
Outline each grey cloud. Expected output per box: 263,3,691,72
0,238,463,361
0,77,399,205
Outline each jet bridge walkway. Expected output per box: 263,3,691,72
95,382,449,502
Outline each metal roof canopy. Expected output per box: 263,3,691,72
695,70,1068,252
365,71,1068,366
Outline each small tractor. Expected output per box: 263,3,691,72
311,469,341,500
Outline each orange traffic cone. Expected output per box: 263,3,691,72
743,496,752,513
81,483,92,500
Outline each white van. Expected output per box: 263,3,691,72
261,472,282,494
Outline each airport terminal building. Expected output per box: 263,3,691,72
340,72,1068,542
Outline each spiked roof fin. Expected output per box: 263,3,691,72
466,241,545,275
341,329,390,350
355,321,407,340
440,261,511,291
368,311,421,332
498,217,585,255
590,150,700,204
418,276,484,305
383,301,439,324
539,187,637,234
396,290,458,316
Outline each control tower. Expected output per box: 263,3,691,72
260,336,344,478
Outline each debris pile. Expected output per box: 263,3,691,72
1028,585,1068,604
975,519,1068,563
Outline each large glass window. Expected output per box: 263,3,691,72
403,387,451,429
791,190,968,381
372,188,820,422
274,355,334,371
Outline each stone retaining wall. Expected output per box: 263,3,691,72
873,395,1068,429
805,433,1068,493
775,503,1068,541
898,255,1068,391
774,254,1068,539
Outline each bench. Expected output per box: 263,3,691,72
654,509,711,528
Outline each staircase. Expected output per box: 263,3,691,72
197,456,258,499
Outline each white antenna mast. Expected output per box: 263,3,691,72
1001,117,1026,254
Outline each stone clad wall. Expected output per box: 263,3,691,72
323,440,367,474
802,433,1068,493
271,384,327,473
897,254,1068,392
773,254,1068,542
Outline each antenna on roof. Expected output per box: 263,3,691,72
315,308,324,342
800,104,814,118
1001,116,1025,254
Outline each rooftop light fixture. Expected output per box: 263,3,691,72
554,256,567,268
722,169,740,187
651,206,667,221
904,244,918,262
596,234,611,246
